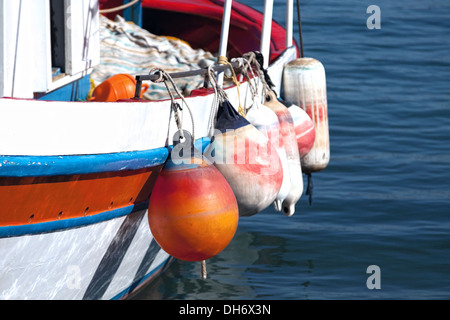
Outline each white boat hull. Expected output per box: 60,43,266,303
0,46,297,300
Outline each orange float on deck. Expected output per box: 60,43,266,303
148,131,239,262
89,74,149,102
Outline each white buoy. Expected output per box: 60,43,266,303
283,57,330,173
246,98,291,210
264,91,303,216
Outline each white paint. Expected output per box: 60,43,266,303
0,209,170,300
0,55,296,156
0,96,208,156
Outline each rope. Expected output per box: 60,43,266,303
231,57,259,114
201,260,207,279
305,173,313,205
243,52,272,101
205,65,228,136
149,68,196,141
253,51,276,91
218,56,245,117
99,0,140,14
296,0,305,58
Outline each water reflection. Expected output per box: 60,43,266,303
132,217,316,300
133,208,383,300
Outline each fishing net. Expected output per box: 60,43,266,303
90,15,216,100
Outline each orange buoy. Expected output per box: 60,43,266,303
283,58,330,173
148,130,239,262
89,74,149,102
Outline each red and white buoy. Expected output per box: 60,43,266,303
264,91,303,216
205,100,283,217
282,100,316,159
283,58,330,173
246,97,291,211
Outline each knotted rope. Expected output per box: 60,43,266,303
231,56,260,114
217,56,245,117
243,52,273,102
204,65,229,137
149,68,195,142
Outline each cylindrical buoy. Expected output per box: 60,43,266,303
264,91,303,216
89,74,149,102
283,58,330,173
205,100,283,217
245,99,291,211
148,130,239,262
282,100,316,159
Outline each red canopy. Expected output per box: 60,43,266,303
99,0,294,63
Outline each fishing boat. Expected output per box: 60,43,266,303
0,0,329,300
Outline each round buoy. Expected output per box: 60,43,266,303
283,58,330,173
89,74,149,102
264,91,303,216
148,130,239,262
205,100,283,217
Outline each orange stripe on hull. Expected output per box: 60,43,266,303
0,166,163,227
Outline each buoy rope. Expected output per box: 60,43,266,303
243,52,272,101
305,172,313,205
296,0,305,58
201,260,207,279
99,0,140,14
149,68,195,141
218,56,245,117
232,57,260,114
205,65,228,136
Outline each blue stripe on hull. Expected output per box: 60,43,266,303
0,201,148,238
0,149,169,177
111,258,173,300
0,138,211,177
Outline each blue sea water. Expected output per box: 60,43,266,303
134,0,450,300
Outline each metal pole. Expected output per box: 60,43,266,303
286,0,294,47
218,0,233,85
260,0,274,69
